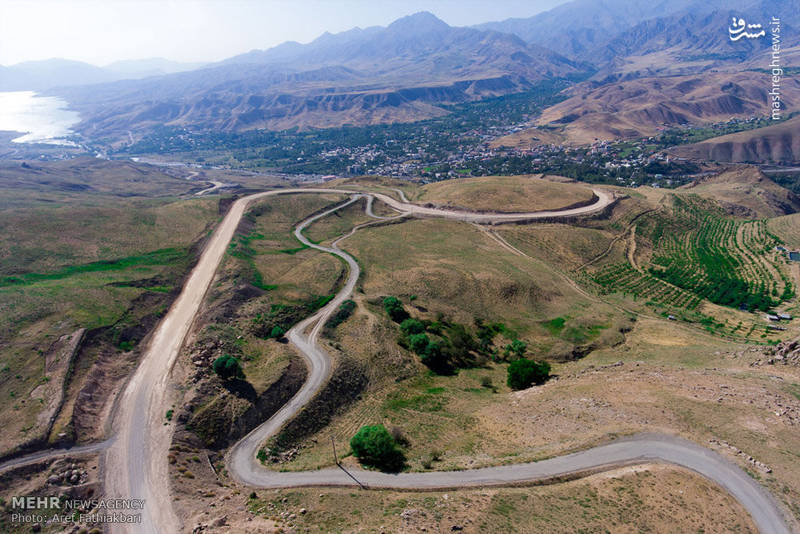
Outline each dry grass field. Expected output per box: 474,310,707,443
6,162,794,530
169,454,757,533
205,175,800,530
0,159,221,455
683,167,800,219
769,212,800,249
412,175,595,213
242,466,756,534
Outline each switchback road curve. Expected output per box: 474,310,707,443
92,186,792,534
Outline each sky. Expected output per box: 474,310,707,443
0,0,568,67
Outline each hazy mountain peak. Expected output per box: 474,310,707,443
387,11,450,33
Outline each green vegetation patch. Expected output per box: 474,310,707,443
0,247,188,287
350,424,406,472
595,195,793,315
543,317,566,335
251,295,334,338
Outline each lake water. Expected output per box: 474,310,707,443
0,91,81,145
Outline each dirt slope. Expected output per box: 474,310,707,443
535,72,800,144
672,116,800,164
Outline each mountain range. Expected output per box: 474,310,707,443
53,12,585,139
3,0,798,144
0,58,204,92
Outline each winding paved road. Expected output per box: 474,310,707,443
231,433,790,534
369,188,614,223
224,191,793,534
6,185,789,533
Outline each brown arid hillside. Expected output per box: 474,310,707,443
681,166,800,218
681,166,800,219
533,72,800,145
671,115,800,164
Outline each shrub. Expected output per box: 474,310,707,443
269,325,285,339
419,341,448,373
406,330,453,374
400,318,425,335
349,425,406,472
408,333,431,353
503,339,527,360
383,296,409,322
212,354,245,380
507,358,550,390
327,299,356,329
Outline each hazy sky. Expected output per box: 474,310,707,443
0,0,567,66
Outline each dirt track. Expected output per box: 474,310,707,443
12,185,787,534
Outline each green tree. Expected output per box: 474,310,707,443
408,333,431,353
383,296,409,322
349,424,406,472
212,354,245,380
419,340,448,373
269,325,285,339
400,318,426,335
507,358,550,390
327,299,356,329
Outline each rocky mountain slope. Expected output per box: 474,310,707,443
533,72,800,144
59,12,583,140
671,116,800,164
682,166,800,217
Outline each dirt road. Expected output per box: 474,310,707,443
103,189,372,534
369,188,614,222
97,186,792,534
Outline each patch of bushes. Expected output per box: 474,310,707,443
383,296,410,322
212,354,245,380
251,295,334,338
350,424,406,472
507,358,550,390
269,325,285,339
400,318,426,335
503,339,527,360
326,299,356,330
383,297,508,374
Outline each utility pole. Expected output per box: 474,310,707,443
332,434,367,489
